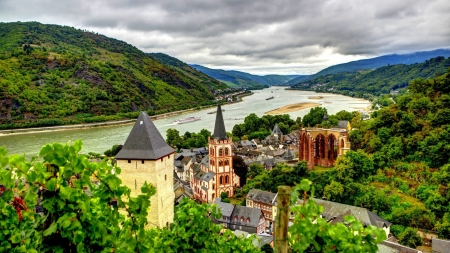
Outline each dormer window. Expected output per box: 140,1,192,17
240,216,244,222
246,217,250,223
234,215,238,221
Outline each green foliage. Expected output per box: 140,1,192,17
232,113,296,139
302,107,327,127
335,150,375,182
147,198,260,252
244,162,308,193
0,22,224,128
398,227,423,249
291,56,450,96
390,224,406,237
166,128,210,149
288,179,387,252
0,141,156,252
260,244,273,253
232,156,248,186
104,144,122,157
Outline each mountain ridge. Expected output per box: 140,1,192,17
286,49,450,85
0,22,227,128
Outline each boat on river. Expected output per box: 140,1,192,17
266,96,274,100
173,116,201,125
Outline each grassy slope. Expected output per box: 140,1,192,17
0,22,222,128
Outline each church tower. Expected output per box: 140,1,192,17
209,103,239,198
115,111,175,228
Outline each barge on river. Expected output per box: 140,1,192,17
173,116,201,125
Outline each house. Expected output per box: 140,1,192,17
174,156,193,181
229,205,266,234
338,120,352,131
213,198,235,228
114,111,175,228
432,238,450,253
313,198,391,237
246,189,277,228
174,173,193,205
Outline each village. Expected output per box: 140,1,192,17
111,103,448,252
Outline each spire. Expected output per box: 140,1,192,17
115,111,174,160
323,110,328,121
213,102,227,140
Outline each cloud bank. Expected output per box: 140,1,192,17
1,0,449,74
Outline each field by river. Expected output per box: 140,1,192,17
0,87,370,158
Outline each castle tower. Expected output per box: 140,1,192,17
209,103,239,198
272,123,283,141
115,111,175,228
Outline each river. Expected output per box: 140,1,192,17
0,87,370,158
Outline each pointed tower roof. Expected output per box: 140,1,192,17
115,112,174,160
323,111,328,121
272,123,283,135
213,102,227,140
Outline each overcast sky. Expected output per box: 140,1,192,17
1,0,449,75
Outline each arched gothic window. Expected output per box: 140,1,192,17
219,160,223,166
219,148,223,156
219,176,223,184
225,175,229,184
224,160,229,166
225,148,229,156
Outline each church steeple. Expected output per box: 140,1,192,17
213,102,227,140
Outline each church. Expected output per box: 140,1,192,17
189,103,240,203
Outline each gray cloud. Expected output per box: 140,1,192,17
0,0,449,74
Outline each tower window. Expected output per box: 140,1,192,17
165,174,167,181
128,160,131,163
141,160,144,164
219,148,223,156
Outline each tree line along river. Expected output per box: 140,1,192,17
0,87,370,158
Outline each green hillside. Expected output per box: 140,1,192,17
0,22,224,129
290,56,450,97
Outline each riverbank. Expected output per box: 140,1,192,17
0,92,252,136
264,102,321,115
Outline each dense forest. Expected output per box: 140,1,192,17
241,70,450,241
285,49,450,86
0,22,228,129
290,56,450,97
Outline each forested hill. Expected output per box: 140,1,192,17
147,53,226,89
0,22,227,128
285,49,450,86
290,56,450,97
189,64,301,88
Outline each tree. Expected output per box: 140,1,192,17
233,156,248,186
260,244,273,253
398,227,423,248
247,163,265,179
335,150,374,182
289,179,387,252
104,144,123,157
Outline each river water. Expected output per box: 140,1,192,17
0,87,370,158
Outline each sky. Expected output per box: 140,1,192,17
1,0,449,75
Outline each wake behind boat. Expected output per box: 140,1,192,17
266,96,274,100
173,116,201,125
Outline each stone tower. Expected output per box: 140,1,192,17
115,111,175,228
209,103,239,198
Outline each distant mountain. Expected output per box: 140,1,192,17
0,22,227,128
189,64,301,89
290,56,450,96
286,49,450,86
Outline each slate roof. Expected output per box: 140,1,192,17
338,120,349,129
313,198,391,228
115,112,174,160
432,238,450,253
282,149,294,160
214,198,235,217
272,123,283,135
213,103,228,140
230,206,264,228
200,171,215,182
378,240,422,253
246,189,277,205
